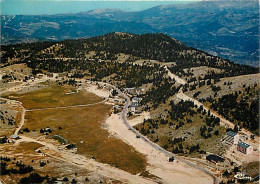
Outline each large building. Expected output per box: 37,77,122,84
130,97,139,113
206,154,225,164
223,131,240,145
237,142,253,154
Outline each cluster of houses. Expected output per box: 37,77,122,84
223,131,253,154
125,88,143,114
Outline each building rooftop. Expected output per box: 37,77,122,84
132,97,139,101
9,134,20,139
227,131,237,137
130,102,138,107
206,154,225,163
238,142,250,149
66,144,77,149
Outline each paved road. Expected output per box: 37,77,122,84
107,83,220,184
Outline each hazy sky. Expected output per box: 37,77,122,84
1,0,198,15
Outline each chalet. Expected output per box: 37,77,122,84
206,154,225,164
9,134,20,140
47,72,54,77
237,142,253,154
129,97,139,113
0,100,6,104
36,74,44,79
132,97,139,103
71,69,77,73
125,88,142,96
223,131,239,145
130,102,138,113
65,144,77,153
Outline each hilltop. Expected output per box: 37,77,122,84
1,32,258,75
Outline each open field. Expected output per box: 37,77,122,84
23,105,147,174
7,85,148,174
3,85,103,109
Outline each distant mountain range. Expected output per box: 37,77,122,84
1,1,259,66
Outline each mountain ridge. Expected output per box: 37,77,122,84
1,1,259,66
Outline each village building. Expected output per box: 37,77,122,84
130,102,138,113
0,100,6,104
71,68,77,73
125,88,142,96
132,97,139,103
223,131,240,145
65,144,77,153
47,72,54,77
129,97,139,113
114,98,124,104
237,142,253,154
206,154,225,164
9,134,20,140
28,75,35,80
36,73,44,79
58,72,68,78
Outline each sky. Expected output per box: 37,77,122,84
1,0,198,15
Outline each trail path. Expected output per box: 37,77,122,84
164,66,187,84
165,66,234,129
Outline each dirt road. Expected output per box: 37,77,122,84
176,91,234,129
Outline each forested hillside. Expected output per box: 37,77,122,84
1,33,258,77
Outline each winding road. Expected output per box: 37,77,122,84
3,74,220,184
106,83,220,184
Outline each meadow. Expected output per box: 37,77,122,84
15,84,147,174
5,84,102,109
